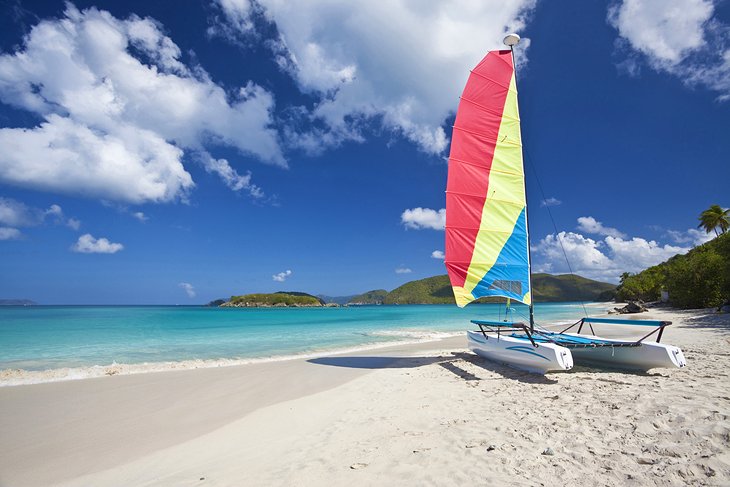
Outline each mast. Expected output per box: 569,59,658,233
503,33,535,333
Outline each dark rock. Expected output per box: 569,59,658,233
614,301,648,314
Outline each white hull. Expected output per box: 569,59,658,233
467,330,687,374
566,333,687,371
467,331,573,374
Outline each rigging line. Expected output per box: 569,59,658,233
522,145,589,319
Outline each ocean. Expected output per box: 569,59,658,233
0,302,613,384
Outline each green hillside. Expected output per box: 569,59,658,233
531,273,616,302
348,289,388,305
383,273,616,305
384,275,453,304
275,291,326,305
616,232,730,308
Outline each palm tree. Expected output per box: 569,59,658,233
698,205,730,236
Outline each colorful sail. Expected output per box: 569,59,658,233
445,49,531,308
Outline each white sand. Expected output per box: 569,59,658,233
0,308,728,486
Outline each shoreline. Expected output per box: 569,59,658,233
0,330,463,387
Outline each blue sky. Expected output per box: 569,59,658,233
0,0,728,304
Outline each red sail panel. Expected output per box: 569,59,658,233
445,50,514,288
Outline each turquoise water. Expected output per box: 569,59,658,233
0,303,611,371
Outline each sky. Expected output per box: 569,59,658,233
0,0,728,304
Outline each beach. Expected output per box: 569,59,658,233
0,307,728,486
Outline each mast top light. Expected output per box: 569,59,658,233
503,33,521,47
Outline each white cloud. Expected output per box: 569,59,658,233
666,228,714,246
608,0,730,100
71,233,124,254
532,230,690,283
215,0,537,154
395,267,412,274
0,197,79,229
605,235,688,271
576,216,627,238
209,0,257,39
532,232,614,278
0,227,21,240
609,0,713,64
401,207,446,230
0,5,284,204
178,282,196,298
45,204,63,218
132,212,148,222
66,218,81,230
541,197,561,207
201,155,264,198
0,116,194,204
272,269,292,282
431,250,445,260
0,197,44,227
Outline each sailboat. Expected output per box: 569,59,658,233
444,34,687,374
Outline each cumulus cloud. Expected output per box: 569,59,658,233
0,227,22,240
132,212,148,222
532,230,690,283
272,269,292,282
214,0,536,154
178,282,196,298
71,233,124,254
605,235,689,271
431,250,445,260
576,216,627,238
541,197,561,207
401,207,446,230
395,267,412,274
0,4,284,204
608,0,730,100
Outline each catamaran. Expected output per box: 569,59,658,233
444,34,687,374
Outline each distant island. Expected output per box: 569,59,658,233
0,299,37,306
212,274,616,307
219,291,333,308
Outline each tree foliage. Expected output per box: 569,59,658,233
615,233,730,309
698,204,730,236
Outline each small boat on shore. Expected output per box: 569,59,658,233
444,34,687,374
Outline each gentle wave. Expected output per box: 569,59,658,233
367,329,462,340
0,332,463,387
